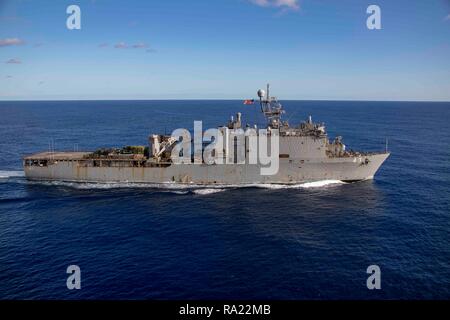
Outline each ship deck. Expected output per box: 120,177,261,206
24,152,91,161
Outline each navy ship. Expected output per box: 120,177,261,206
24,85,390,185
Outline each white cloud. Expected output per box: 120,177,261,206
0,38,24,47
249,0,299,10
114,42,127,48
445,14,450,21
6,58,21,64
132,43,148,49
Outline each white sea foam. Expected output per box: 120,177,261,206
14,175,345,193
192,188,226,195
296,180,344,188
244,180,344,189
0,170,25,179
166,190,190,195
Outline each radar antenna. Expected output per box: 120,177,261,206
257,83,285,129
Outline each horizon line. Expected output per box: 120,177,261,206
0,98,449,103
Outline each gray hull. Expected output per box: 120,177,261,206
24,153,389,185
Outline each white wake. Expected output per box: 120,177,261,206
192,188,227,195
22,179,345,194
0,170,25,179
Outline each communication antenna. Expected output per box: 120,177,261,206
257,83,284,129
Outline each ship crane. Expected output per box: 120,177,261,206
151,135,178,159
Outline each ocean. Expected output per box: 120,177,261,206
0,100,449,299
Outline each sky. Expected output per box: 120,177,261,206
0,0,449,101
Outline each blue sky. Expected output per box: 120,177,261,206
0,0,449,101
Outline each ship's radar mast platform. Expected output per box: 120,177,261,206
256,84,327,138
258,83,286,129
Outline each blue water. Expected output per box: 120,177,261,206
0,100,449,299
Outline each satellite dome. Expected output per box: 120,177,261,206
257,89,265,98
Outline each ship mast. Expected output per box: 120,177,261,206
257,83,285,129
